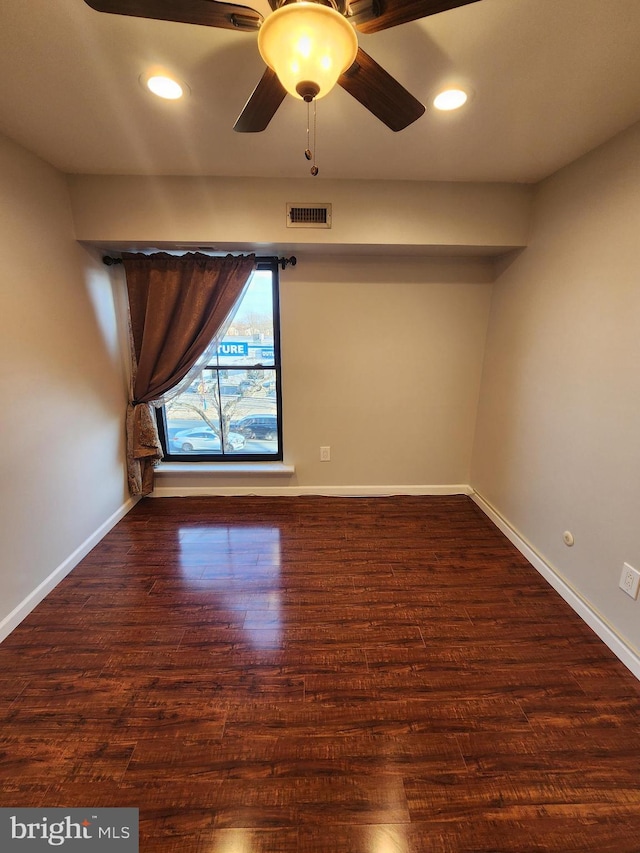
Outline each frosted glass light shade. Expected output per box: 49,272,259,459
258,3,358,100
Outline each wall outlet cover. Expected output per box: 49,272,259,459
619,563,640,599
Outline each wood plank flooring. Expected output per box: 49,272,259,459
1,495,639,852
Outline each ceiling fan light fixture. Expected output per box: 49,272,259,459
433,88,468,111
258,2,358,100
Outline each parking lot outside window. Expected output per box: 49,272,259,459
156,260,283,461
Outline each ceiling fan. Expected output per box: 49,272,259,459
83,0,480,133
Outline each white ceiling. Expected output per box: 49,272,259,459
1,0,639,183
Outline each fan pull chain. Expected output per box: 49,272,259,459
304,98,319,177
304,99,312,161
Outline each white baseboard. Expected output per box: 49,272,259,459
0,496,139,643
471,490,640,681
150,484,474,498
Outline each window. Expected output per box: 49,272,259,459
156,259,283,461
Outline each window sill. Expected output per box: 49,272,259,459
155,461,295,476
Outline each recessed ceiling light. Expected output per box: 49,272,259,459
433,88,469,111
146,75,184,100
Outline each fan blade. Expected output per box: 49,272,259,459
234,68,287,132
338,47,424,131
352,0,482,34
83,0,263,32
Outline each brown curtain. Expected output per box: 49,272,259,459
122,252,257,496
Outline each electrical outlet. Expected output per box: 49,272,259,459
320,446,330,462
619,563,640,599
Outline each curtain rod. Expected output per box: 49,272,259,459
102,254,297,270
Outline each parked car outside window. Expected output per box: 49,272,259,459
230,415,278,440
172,428,245,453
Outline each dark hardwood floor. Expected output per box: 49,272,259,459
1,495,639,852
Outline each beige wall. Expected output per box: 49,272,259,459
282,255,493,488
67,174,532,254
0,133,130,637
165,254,494,491
67,172,509,494
472,121,640,653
